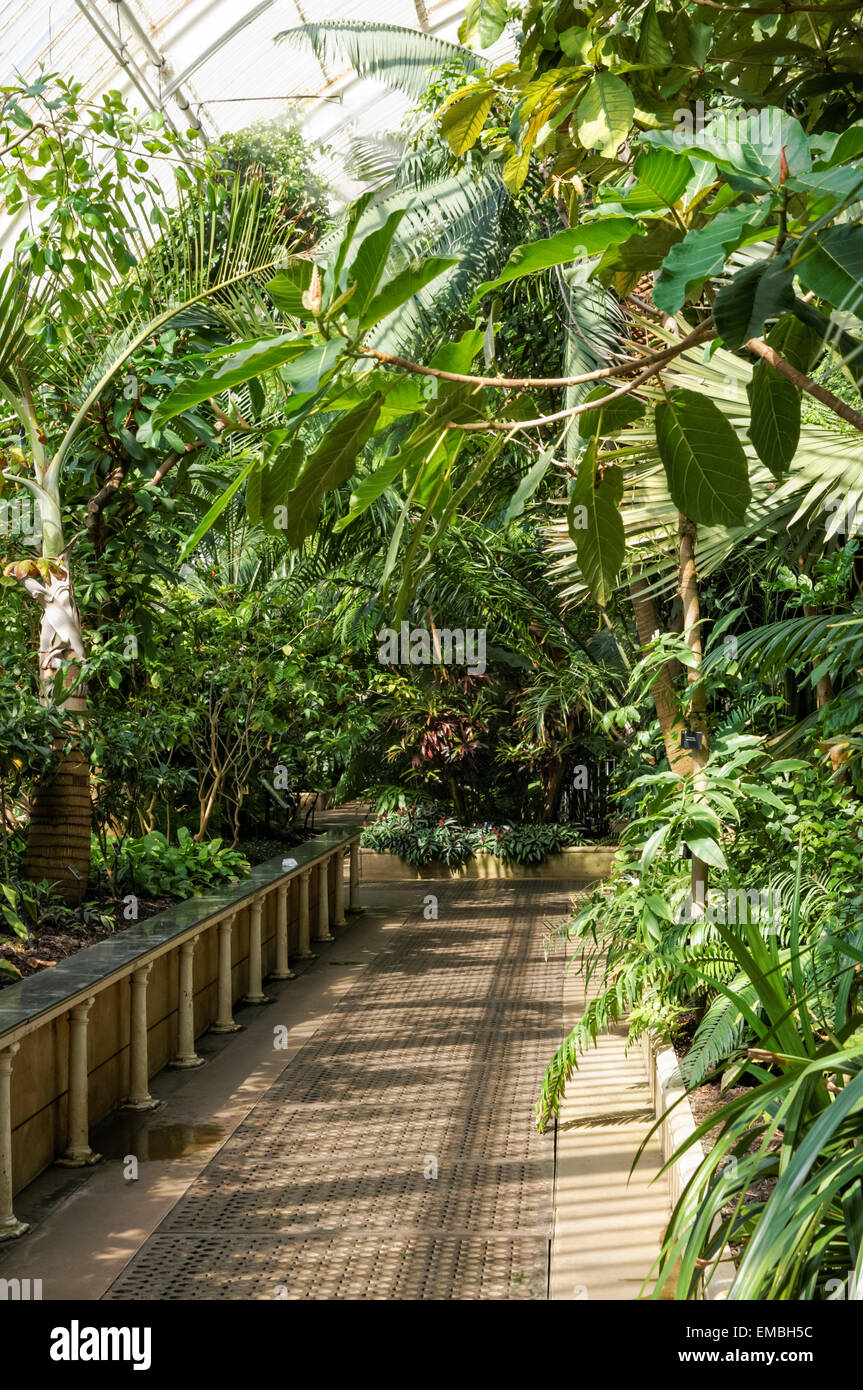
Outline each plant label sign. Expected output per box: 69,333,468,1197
680,730,704,749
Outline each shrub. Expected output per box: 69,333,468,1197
360,806,584,868
92,828,250,897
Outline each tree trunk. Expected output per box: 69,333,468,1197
678,515,709,918
542,757,568,823
628,573,694,776
21,567,91,905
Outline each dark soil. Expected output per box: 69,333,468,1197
0,893,178,986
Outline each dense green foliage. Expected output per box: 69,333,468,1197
3,3,863,1300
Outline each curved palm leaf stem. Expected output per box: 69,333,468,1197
745,336,863,433
357,321,715,391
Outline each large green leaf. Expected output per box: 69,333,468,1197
440,88,496,157
624,147,693,212
655,388,751,525
333,448,405,532
568,442,625,606
344,209,406,312
645,108,809,185
459,0,507,49
502,445,555,525
471,218,636,305
578,383,646,438
284,394,383,546
609,220,683,276
265,262,314,318
683,825,728,869
638,3,673,66
712,251,796,352
796,224,863,316
152,334,315,426
653,203,769,315
576,74,634,159
747,315,821,478
260,439,305,532
360,256,459,331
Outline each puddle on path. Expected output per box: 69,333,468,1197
95,1115,225,1161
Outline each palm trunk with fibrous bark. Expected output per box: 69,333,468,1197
19,561,92,904
678,515,709,917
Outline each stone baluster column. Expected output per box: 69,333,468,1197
348,840,362,913
211,915,241,1033
314,858,334,943
243,897,272,1004
0,1043,27,1240
297,869,314,959
124,964,159,1111
333,847,347,928
57,997,101,1166
171,935,205,1069
271,882,295,980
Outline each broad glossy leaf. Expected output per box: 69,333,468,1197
796,224,863,316
440,88,496,157
345,209,406,312
683,828,727,870
747,315,821,478
638,4,673,66
279,337,346,393
577,383,646,438
333,448,404,532
471,218,635,304
502,445,554,525
459,0,506,49
712,251,795,352
569,441,625,606
360,255,458,331
624,147,692,212
576,74,634,159
153,334,314,425
655,388,751,525
653,203,768,314
265,261,313,317
284,394,383,546
260,440,305,532
645,108,809,185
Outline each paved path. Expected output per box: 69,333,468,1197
103,881,568,1301
2,875,671,1300
551,944,673,1299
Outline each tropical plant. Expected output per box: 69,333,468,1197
643,848,863,1301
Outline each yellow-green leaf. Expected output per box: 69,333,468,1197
576,74,634,159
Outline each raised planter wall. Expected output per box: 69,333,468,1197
0,829,361,1232
642,1032,737,1299
360,844,619,881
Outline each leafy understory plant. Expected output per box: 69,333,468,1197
641,863,863,1301
91,828,250,898
361,804,585,867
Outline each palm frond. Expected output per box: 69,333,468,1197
275,22,485,101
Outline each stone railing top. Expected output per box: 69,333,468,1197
0,826,362,1049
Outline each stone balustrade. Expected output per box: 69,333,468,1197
0,829,362,1240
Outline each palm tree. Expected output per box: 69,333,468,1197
2,162,305,899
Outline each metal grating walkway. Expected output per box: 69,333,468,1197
103,881,572,1301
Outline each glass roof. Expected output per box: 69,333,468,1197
1,1,515,201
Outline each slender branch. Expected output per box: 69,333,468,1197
692,0,862,11
358,322,715,391
745,336,863,433
446,355,673,434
